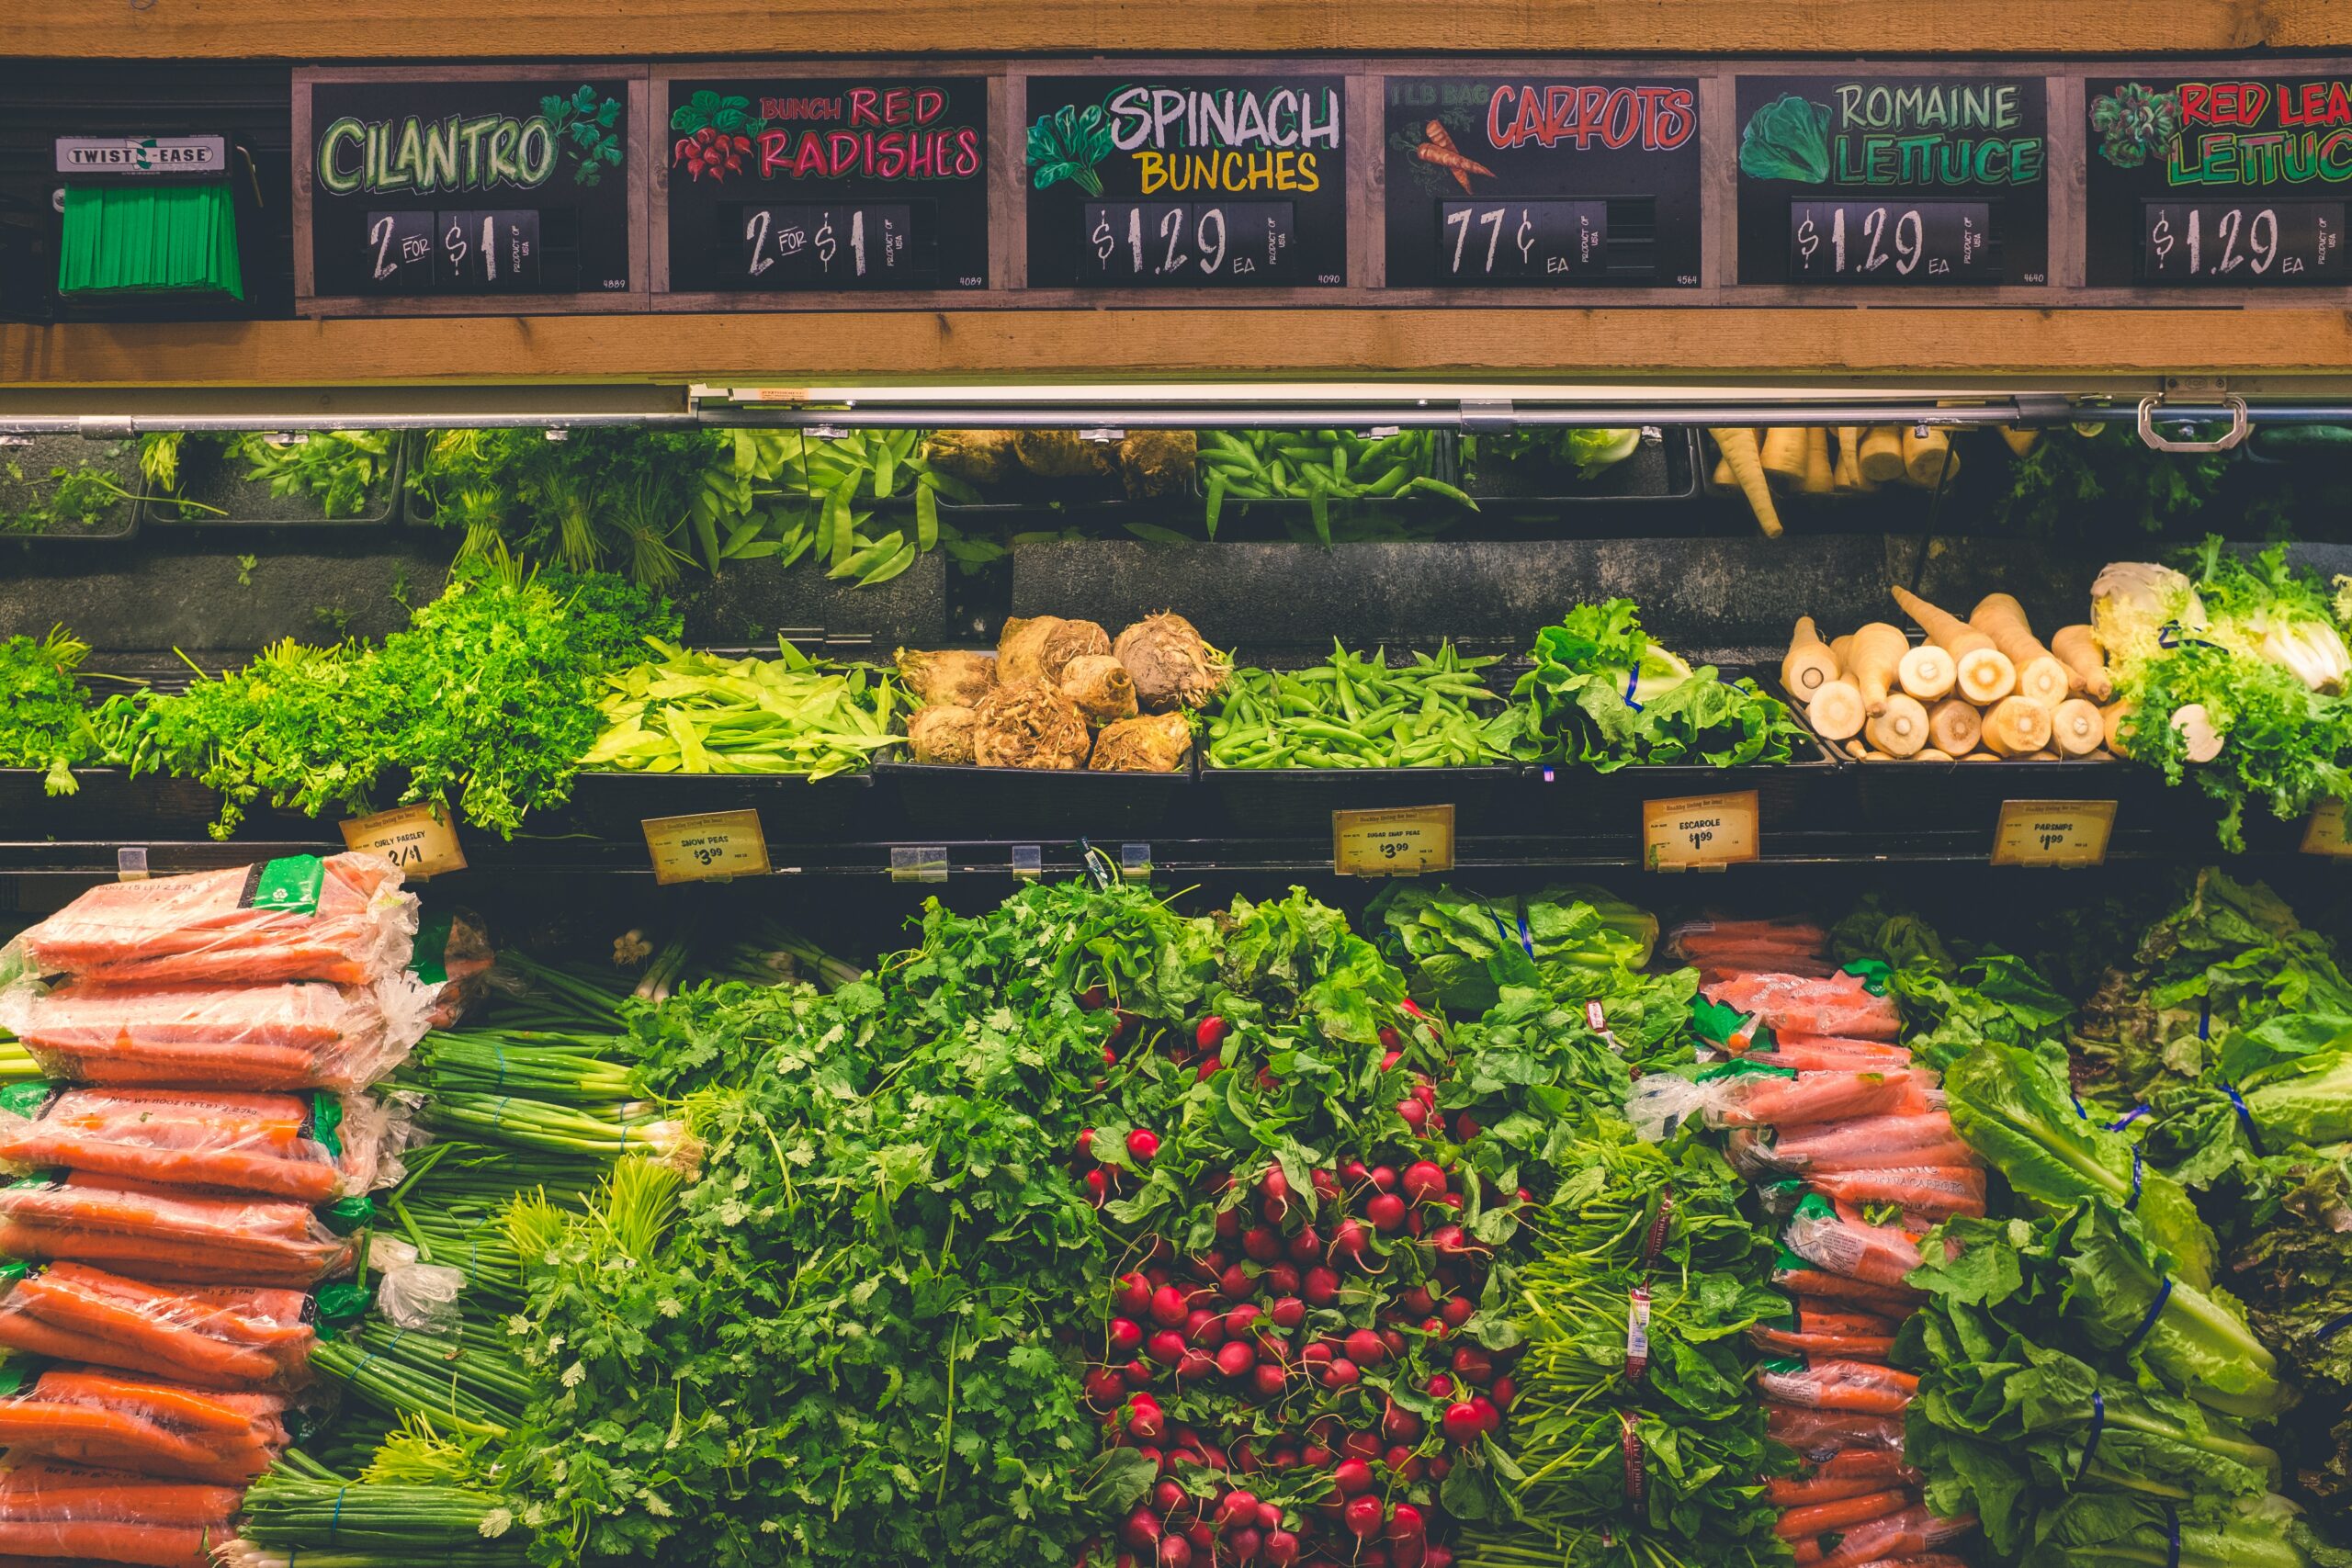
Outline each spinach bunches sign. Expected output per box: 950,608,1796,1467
2086,75,2352,286
1735,74,2048,287
663,77,989,294
304,75,633,299
1023,74,1348,288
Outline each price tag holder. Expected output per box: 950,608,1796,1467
1333,806,1455,877
642,810,771,885
2301,799,2352,857
890,845,949,884
1011,844,1044,880
115,846,149,883
1120,842,1153,882
340,803,468,879
1641,791,1759,872
1991,799,2117,868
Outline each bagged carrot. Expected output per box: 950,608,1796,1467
0,976,433,1093
0,1087,400,1202
1768,1248,1925,1314
0,1369,296,1483
1702,969,1901,1041
1755,1357,1918,1414
1806,1165,1986,1221
7,854,416,987
1783,1193,1946,1291
1774,1486,1914,1540
1806,1505,1977,1568
0,1263,318,1391
1630,1062,1933,1138
415,908,495,1030
1728,1111,1973,1178
0,1174,360,1287
1765,1400,1907,1460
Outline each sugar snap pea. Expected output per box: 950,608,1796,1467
1206,641,1515,771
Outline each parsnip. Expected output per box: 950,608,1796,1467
1781,616,1841,700
2051,697,2104,757
2101,699,2136,757
1970,592,2077,705
1916,747,1955,763
1890,585,2017,704
1858,426,1906,483
2173,703,2222,763
2000,425,2041,457
1866,694,1931,758
1896,642,1955,702
1761,427,1809,488
1982,695,2053,757
1928,697,1982,757
2050,624,2113,702
1846,623,1909,716
1902,425,1952,487
1801,429,1835,494
1709,428,1782,538
1808,679,1867,741
1833,426,1865,490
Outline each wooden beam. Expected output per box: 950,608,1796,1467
3,0,2336,60
11,308,2352,389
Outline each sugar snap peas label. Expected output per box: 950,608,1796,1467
643,809,770,884
1024,74,1348,288
1734,74,2048,286
341,802,467,879
1990,799,2116,867
1382,75,1703,288
1641,792,1759,871
1333,807,1455,877
2086,75,2352,286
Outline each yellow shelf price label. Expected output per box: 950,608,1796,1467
643,809,771,885
1991,799,2117,868
340,803,467,879
2303,799,2352,857
1333,806,1455,877
1642,791,1759,871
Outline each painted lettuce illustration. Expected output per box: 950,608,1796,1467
1738,93,1833,183
2091,83,2183,168
1027,100,1114,196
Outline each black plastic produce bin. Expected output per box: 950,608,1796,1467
875,749,1196,840
138,433,406,530
0,436,143,543
1460,427,1701,509
0,767,225,839
556,770,874,845
1199,764,1517,839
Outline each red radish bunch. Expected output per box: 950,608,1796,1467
672,125,752,182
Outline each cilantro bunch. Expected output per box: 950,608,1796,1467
108,558,674,838
0,626,113,795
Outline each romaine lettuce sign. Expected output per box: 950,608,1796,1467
303,76,633,300
1735,73,2049,287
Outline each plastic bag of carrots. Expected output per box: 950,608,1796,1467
0,1263,314,1392
0,976,434,1093
1628,1061,1935,1137
0,1460,242,1568
1728,1111,1974,1179
0,1174,358,1287
0,1369,295,1484
6,853,416,987
415,908,495,1031
0,1088,401,1202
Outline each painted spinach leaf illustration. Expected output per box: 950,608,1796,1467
1738,93,1834,183
2091,83,2182,169
1027,100,1114,197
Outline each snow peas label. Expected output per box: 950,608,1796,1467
1641,791,1759,871
241,856,326,914
2301,798,2352,857
1990,799,2116,867
1332,806,1455,877
342,802,468,880
643,810,771,885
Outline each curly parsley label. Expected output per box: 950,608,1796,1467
1991,799,2116,867
340,803,467,879
644,810,771,885
1642,792,1759,871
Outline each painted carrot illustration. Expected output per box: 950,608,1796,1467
1416,121,1494,193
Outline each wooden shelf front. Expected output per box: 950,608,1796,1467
10,306,2352,391
6,0,2348,61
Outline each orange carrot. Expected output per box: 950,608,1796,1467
1768,1472,1897,1506
0,1517,212,1567
1775,1487,1913,1539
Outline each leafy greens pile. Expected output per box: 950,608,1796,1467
0,626,116,795
95,558,674,837
1504,600,1809,771
1832,897,2074,1076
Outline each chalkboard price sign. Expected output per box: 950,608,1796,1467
1735,75,2048,287
1788,199,1996,282
664,77,988,296
2143,199,2346,282
735,202,925,286
1080,200,1296,283
2088,77,2352,288
1027,75,1348,289
1384,76,1702,289
306,76,632,300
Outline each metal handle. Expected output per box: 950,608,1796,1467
2136,393,2248,452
